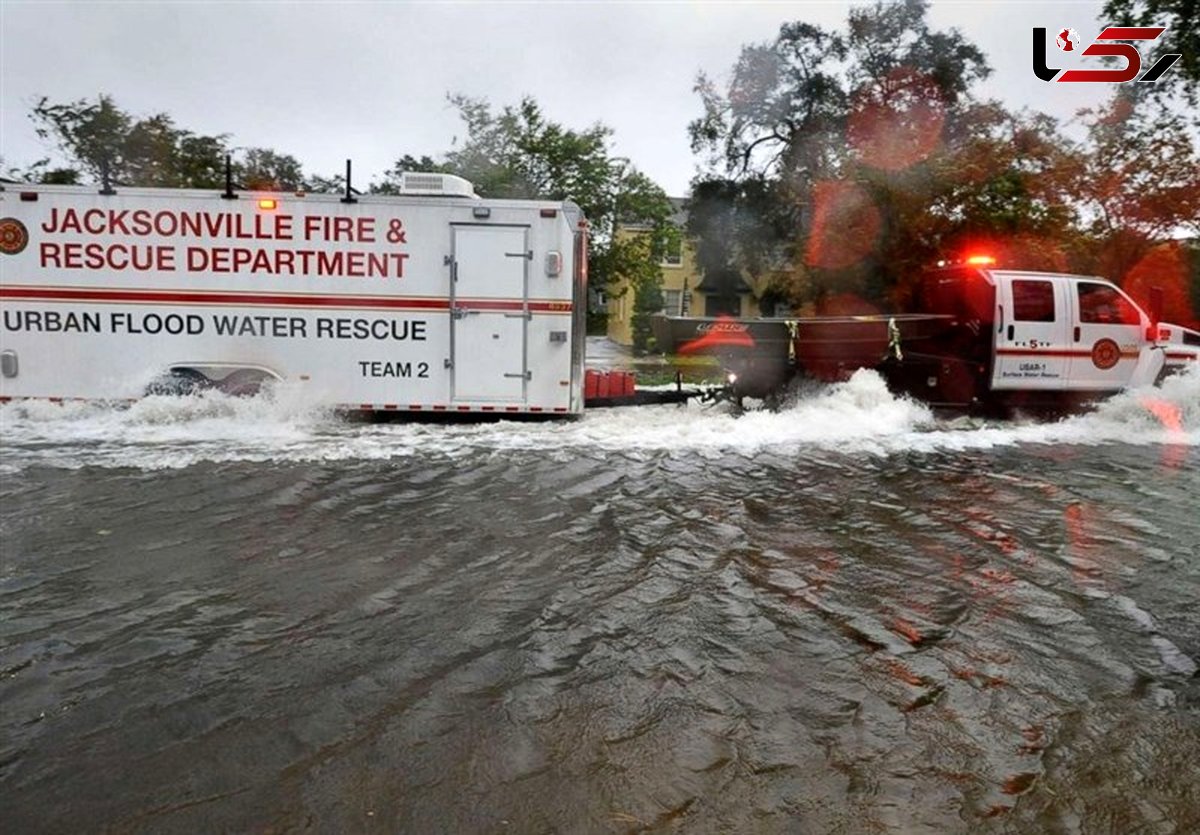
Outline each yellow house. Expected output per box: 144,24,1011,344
605,198,756,346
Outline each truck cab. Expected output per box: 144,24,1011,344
908,266,1199,412
991,271,1151,392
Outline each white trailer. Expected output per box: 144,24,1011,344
0,175,588,415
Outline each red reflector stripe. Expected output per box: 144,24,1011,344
0,286,573,313
994,348,1139,359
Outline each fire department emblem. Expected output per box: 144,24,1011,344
1091,337,1121,370
0,218,29,255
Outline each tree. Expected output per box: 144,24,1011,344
1103,0,1198,103
239,148,306,191
1069,90,1200,283
381,95,675,349
26,94,319,192
3,158,80,184
688,0,999,310
31,95,135,188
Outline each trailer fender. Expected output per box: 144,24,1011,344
145,367,213,396
145,365,281,397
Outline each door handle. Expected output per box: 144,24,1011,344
1074,326,1081,342
1007,324,1014,341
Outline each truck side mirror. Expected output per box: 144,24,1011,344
1147,286,1164,341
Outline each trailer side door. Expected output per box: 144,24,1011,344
450,224,529,402
991,276,1072,389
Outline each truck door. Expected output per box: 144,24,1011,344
992,276,1072,389
1067,280,1144,390
450,224,530,402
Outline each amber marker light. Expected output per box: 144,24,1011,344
258,198,278,211
965,254,996,266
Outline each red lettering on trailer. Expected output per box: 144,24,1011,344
303,215,377,242
40,241,176,272
40,207,296,240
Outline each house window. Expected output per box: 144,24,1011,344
661,235,683,267
662,290,683,315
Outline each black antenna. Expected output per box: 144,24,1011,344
222,155,237,200
342,159,357,204
99,156,115,196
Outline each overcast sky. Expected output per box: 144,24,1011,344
1,1,1118,196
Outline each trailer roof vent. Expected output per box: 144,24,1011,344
397,172,478,199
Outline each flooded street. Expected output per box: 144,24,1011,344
2,370,1198,833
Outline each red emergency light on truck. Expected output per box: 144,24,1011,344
0,174,590,415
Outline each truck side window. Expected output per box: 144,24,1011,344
1077,282,1141,325
1012,279,1055,322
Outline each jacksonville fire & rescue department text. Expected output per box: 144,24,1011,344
36,208,409,278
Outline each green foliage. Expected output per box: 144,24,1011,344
382,95,675,303
686,0,1200,306
613,232,667,353
32,95,227,188
240,148,306,191
25,94,325,191
1069,90,1200,281
1103,0,1198,104
3,158,80,184
689,0,999,309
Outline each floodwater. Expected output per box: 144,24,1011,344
1,369,1198,833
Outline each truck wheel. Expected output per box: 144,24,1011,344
145,368,212,396
218,370,270,397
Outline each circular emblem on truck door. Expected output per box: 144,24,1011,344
0,218,29,255
1091,337,1121,370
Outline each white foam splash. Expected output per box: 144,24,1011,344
1,367,1197,471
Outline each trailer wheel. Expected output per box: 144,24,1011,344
145,368,212,396
217,369,271,397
